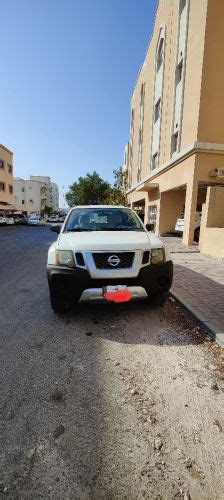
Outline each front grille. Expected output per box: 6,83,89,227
75,252,85,266
142,251,150,264
93,252,135,269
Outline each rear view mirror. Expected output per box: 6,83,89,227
146,223,154,232
50,224,61,234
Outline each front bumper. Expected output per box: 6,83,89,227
47,261,173,301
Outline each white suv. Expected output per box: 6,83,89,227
47,206,173,313
0,216,7,226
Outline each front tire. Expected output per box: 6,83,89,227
148,291,168,306
194,227,200,243
50,290,69,314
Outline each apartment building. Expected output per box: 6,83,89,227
125,0,224,245
121,143,129,191
14,176,59,214
0,145,14,212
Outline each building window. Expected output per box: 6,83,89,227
139,83,145,130
22,200,25,204
137,84,145,183
0,160,4,169
170,0,189,157
157,38,164,72
154,99,161,123
152,153,159,171
21,187,25,192
171,132,179,154
137,137,143,183
128,109,135,189
7,164,13,174
9,185,13,194
150,27,165,172
176,60,183,85
0,182,6,191
30,199,33,204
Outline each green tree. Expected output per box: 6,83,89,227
42,205,53,214
65,171,110,207
105,187,126,205
113,166,128,193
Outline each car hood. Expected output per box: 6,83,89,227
56,231,163,252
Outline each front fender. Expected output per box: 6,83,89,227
47,242,57,265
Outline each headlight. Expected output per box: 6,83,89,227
55,250,75,268
151,248,165,264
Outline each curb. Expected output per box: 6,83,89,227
169,291,224,348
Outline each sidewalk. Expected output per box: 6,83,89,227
162,237,224,347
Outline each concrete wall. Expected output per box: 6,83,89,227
126,0,224,246
50,182,59,211
158,189,185,233
128,0,209,189
200,228,224,259
197,0,224,143
200,186,224,258
206,187,224,228
14,177,59,213
0,145,14,206
14,178,42,213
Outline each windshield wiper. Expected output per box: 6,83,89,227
65,227,143,232
65,228,93,232
99,228,142,231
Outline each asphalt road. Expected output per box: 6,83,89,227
1,226,223,499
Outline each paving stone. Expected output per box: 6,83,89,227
162,237,224,347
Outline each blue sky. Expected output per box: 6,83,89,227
1,0,157,207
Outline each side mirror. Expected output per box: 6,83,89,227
50,224,61,234
146,223,154,232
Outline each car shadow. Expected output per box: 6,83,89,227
62,297,208,347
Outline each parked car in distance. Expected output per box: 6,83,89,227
6,217,15,225
13,215,27,224
47,205,173,313
27,215,41,225
58,215,66,223
0,216,7,226
47,215,59,223
175,211,201,242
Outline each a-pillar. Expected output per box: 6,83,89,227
182,179,198,245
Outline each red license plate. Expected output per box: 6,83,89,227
103,286,132,303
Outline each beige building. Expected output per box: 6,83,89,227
14,175,59,214
125,0,224,246
0,144,14,212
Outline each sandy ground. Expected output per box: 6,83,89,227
1,227,224,499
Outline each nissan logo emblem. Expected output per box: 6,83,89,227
108,255,121,267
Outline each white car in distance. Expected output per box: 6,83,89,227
0,216,7,226
27,215,41,225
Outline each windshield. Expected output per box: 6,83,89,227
64,207,144,232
